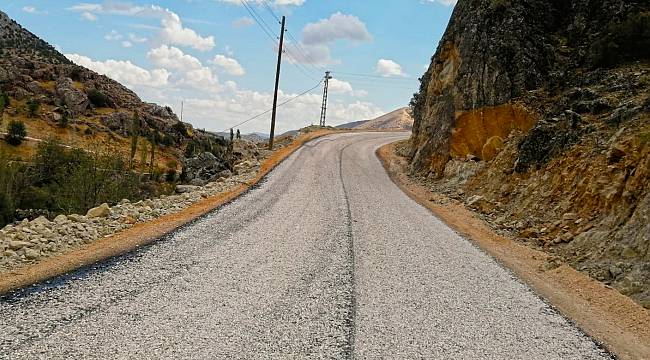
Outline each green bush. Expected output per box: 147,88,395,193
165,168,177,182
6,120,27,146
87,89,109,108
58,113,69,128
0,91,7,113
0,191,13,226
27,99,40,117
590,12,650,67
28,138,140,214
172,122,189,137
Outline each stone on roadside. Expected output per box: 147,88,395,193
562,212,578,221
24,248,40,260
176,185,200,194
30,216,50,227
8,240,31,250
53,214,68,224
67,214,85,222
87,203,111,218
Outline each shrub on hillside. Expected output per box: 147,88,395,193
58,113,69,128
87,89,109,108
0,191,13,226
27,99,40,118
30,138,141,215
590,12,650,67
6,120,27,146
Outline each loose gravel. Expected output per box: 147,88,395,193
0,133,611,359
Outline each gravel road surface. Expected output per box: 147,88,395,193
0,132,611,359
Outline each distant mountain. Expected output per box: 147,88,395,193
335,120,369,129
214,131,269,143
355,107,413,130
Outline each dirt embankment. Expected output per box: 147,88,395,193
377,141,650,360
0,130,338,296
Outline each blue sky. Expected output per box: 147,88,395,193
1,0,455,133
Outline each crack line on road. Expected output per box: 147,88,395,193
338,141,358,360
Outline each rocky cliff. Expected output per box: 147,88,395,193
408,0,650,307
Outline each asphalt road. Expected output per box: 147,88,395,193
0,132,610,359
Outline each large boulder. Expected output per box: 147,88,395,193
86,203,111,218
55,77,89,116
183,152,231,183
100,111,133,136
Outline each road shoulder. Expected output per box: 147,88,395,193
376,141,650,360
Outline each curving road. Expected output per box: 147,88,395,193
0,132,610,359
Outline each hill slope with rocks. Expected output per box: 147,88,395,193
356,107,413,130
407,0,649,307
0,10,220,165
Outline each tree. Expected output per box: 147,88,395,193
57,113,69,128
27,99,40,118
149,132,159,179
129,113,141,169
0,91,8,126
6,120,27,146
139,141,148,176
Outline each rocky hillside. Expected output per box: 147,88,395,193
407,0,649,307
0,10,216,164
356,107,413,130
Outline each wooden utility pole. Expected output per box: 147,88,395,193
268,15,286,150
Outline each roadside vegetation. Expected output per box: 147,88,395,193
0,137,177,228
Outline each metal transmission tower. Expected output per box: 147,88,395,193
319,71,332,127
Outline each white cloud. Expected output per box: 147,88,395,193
121,41,133,48
285,42,337,66
211,55,245,76
65,53,170,88
159,10,215,51
375,59,407,77
68,3,215,51
218,0,305,6
328,79,366,97
81,11,98,21
147,45,203,72
128,33,148,43
424,0,457,6
22,6,46,14
147,45,220,92
104,30,122,41
302,12,372,46
232,16,254,28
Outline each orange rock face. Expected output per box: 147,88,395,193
450,104,537,160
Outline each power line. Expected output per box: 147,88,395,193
261,0,281,23
240,0,320,82
284,47,319,81
260,0,324,73
332,71,418,81
240,0,278,43
286,31,324,73
222,78,324,132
